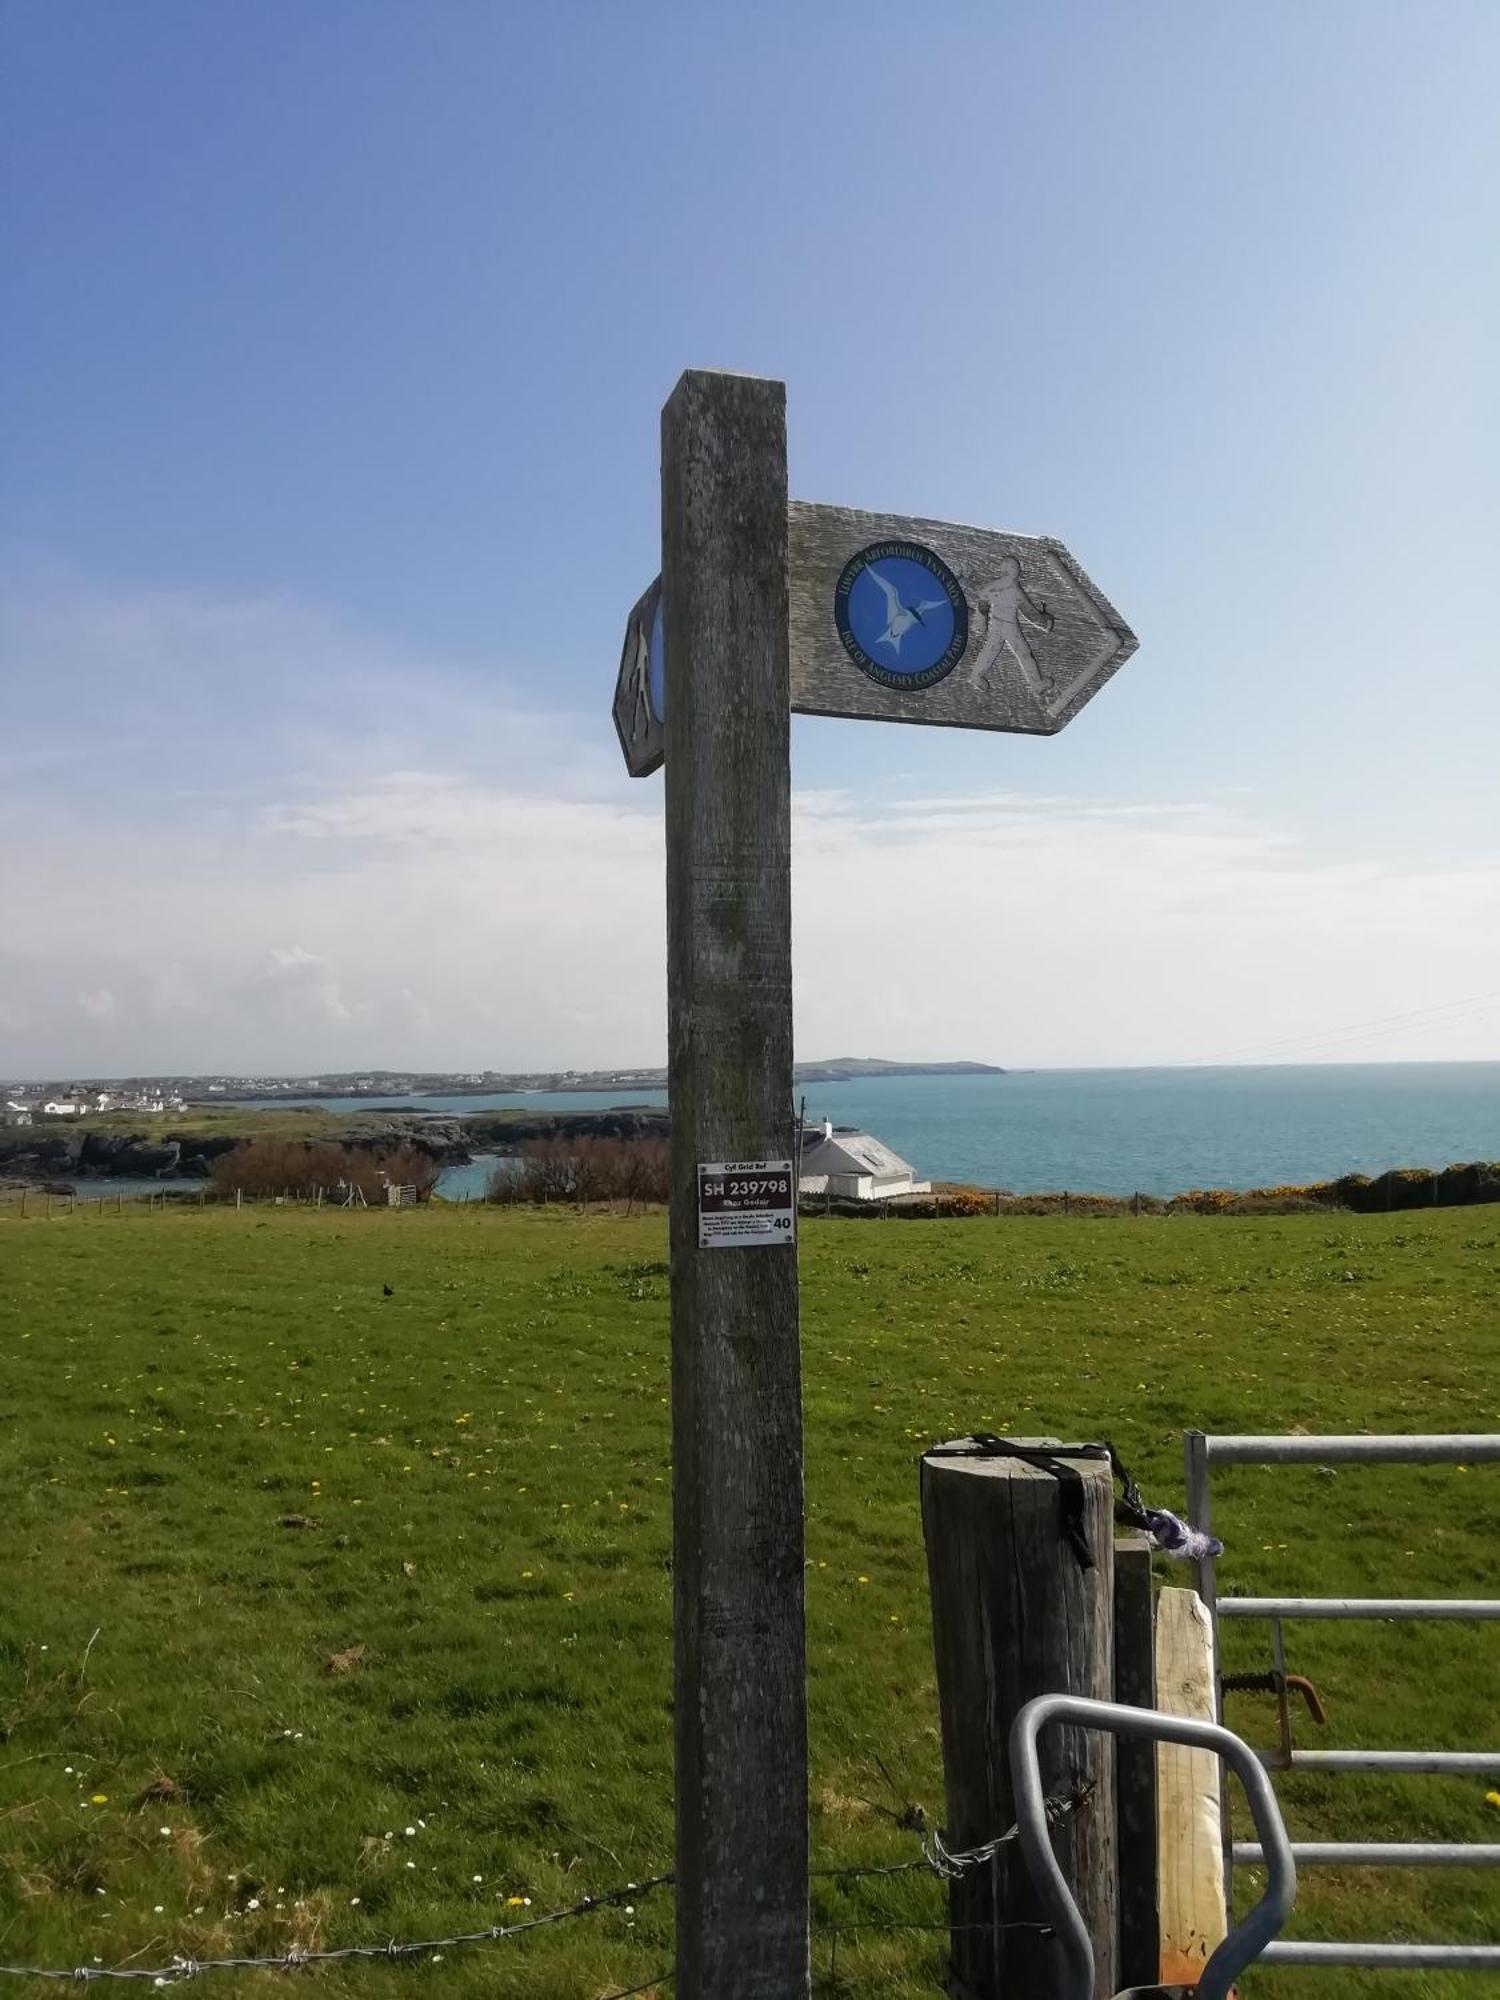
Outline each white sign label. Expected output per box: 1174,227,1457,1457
697,1159,796,1249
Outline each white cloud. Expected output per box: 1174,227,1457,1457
787,790,1500,1067
0,557,608,813
1,565,1496,1076
2,767,1496,1076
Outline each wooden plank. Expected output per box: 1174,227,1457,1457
1155,1585,1228,1984
661,369,809,1999
788,500,1136,737
1112,1533,1159,1987
616,501,1136,777
612,575,664,777
921,1440,1118,1999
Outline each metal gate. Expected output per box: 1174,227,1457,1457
1183,1431,1500,1972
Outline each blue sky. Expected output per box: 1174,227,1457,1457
3,1,1498,1075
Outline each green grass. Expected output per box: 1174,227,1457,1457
1,1204,1497,1997
63,1108,411,1140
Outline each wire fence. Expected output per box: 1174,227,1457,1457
0,1789,1089,1988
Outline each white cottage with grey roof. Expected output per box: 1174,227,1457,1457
797,1120,931,1201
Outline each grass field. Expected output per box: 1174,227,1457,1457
1,1203,1497,1996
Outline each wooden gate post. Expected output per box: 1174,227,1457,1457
662,370,808,1998
1154,1586,1226,1984
921,1440,1118,1999
1112,1531,1159,1986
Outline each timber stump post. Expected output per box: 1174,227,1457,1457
921,1439,1118,1999
662,371,809,1998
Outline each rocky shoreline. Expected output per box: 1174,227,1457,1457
0,1107,671,1187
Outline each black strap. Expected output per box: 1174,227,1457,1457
928,1434,1155,1569
1108,1443,1151,1531
928,1433,1106,1569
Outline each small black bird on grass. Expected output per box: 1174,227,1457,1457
382,1282,394,1297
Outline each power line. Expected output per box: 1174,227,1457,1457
980,988,1500,1095
1157,987,1500,1070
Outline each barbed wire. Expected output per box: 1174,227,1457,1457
921,1782,1093,1880
0,1877,671,1986
0,1786,1088,1987
809,1782,1091,1885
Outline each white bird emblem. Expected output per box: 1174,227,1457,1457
869,566,945,654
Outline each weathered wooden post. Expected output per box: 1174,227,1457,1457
921,1440,1118,1999
1154,1586,1227,1984
1113,1531,1159,1985
612,369,1138,1998
661,371,808,1998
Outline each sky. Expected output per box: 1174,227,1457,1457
2,0,1498,1078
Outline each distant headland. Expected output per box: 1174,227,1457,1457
192,1057,1005,1100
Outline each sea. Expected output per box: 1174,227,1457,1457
225,1061,1499,1202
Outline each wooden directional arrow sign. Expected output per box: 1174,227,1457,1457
788,501,1136,736
613,501,1134,773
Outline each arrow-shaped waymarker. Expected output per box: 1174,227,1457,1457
614,501,1136,776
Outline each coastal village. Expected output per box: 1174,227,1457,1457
3,1084,186,1124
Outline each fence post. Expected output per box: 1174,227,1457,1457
921,1439,1118,1998
1154,1586,1227,1982
1113,1531,1159,1985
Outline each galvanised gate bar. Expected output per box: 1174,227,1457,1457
1184,1430,1500,1973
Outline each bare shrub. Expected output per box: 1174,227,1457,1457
486,1136,670,1210
212,1137,438,1202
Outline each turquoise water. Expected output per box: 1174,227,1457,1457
237,1062,1500,1199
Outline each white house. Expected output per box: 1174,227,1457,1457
42,1099,83,1118
4,1100,33,1127
797,1120,931,1201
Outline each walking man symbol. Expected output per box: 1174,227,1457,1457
968,556,1056,706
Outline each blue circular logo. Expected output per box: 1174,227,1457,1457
649,594,665,721
834,540,969,691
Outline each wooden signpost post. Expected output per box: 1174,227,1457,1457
614,370,1136,2000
